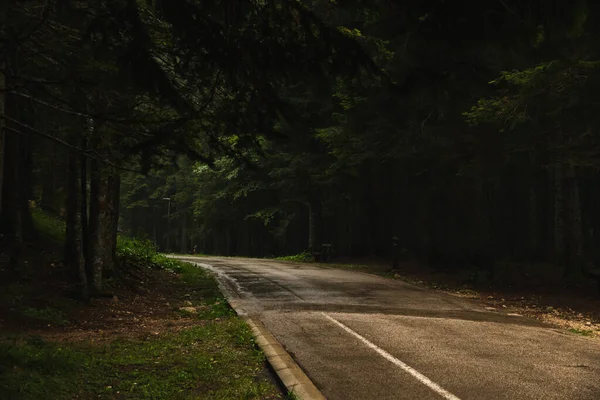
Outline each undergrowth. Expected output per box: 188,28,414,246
116,236,185,272
3,210,285,399
31,208,66,244
275,251,313,262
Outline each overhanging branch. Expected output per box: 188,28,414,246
1,115,143,174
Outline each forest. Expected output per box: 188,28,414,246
2,0,600,298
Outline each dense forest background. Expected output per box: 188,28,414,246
2,0,600,296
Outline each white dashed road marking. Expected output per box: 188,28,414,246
323,313,462,400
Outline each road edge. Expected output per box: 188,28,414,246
177,257,327,400
245,317,326,400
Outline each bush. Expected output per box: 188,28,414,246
275,251,313,262
116,236,185,273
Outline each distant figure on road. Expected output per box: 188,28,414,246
192,245,197,255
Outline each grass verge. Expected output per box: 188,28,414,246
0,319,276,400
0,211,285,399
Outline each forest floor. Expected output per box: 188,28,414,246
321,258,600,340
0,215,286,399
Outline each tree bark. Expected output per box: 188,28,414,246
107,171,120,272
80,147,90,284
0,1,8,215
554,163,565,266
181,210,188,254
88,159,110,294
20,128,35,239
1,129,23,268
65,147,89,300
40,145,58,214
308,198,322,252
65,149,78,269
563,164,583,278
0,61,5,215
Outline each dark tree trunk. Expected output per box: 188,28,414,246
0,58,35,267
40,145,58,214
1,130,23,268
554,163,565,267
20,129,35,239
65,149,78,269
225,227,232,256
107,171,120,272
181,210,188,254
0,1,7,214
80,148,90,283
563,164,583,278
65,147,89,300
308,198,322,252
88,159,106,294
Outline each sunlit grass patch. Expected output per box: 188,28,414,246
275,251,313,262
0,320,280,399
31,209,65,244
568,328,594,337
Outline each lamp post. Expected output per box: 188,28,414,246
162,197,171,252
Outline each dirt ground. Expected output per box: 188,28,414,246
0,240,215,343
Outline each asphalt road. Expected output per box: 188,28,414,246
177,256,600,400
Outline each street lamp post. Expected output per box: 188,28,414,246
162,197,171,252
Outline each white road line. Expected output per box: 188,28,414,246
322,313,462,400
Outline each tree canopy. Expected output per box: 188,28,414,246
3,0,600,296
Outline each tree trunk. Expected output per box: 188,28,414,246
0,59,5,215
88,159,109,294
20,128,35,239
0,47,27,268
563,164,583,278
107,171,120,272
65,147,89,300
0,1,9,215
181,210,188,254
308,198,322,251
65,149,78,269
225,227,232,256
554,163,565,266
80,148,90,284
1,129,23,268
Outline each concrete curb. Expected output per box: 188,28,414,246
245,317,326,400
179,259,326,400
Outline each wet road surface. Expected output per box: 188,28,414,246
177,256,600,400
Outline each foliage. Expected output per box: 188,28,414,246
116,236,186,273
31,209,66,244
276,252,315,262
0,321,278,400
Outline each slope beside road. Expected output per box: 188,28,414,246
176,256,600,400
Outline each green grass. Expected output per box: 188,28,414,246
275,251,313,262
31,208,66,244
116,236,195,274
568,328,594,337
0,320,279,400
174,262,237,320
7,211,284,399
0,251,281,399
20,307,69,326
